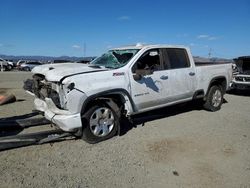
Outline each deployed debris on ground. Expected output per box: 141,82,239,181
0,112,75,151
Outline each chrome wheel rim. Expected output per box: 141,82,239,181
90,107,115,137
212,89,222,107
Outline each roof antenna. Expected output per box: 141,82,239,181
136,43,143,47
83,42,86,57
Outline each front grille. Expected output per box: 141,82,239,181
48,90,61,109
235,77,243,81
23,74,64,110
235,76,250,82
40,85,62,109
31,74,62,109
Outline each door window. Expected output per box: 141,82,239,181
165,48,190,69
132,49,162,74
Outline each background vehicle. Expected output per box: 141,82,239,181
0,58,13,71
76,57,96,64
16,60,29,69
50,60,72,64
76,60,91,64
231,56,250,89
4,59,14,70
20,61,42,71
24,44,233,143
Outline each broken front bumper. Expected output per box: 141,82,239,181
231,76,250,89
34,97,82,132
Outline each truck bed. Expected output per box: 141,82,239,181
195,62,232,93
195,61,232,66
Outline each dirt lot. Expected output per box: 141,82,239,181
0,72,250,188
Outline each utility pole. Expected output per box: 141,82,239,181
83,42,86,57
208,48,212,58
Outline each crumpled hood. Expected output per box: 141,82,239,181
32,63,106,82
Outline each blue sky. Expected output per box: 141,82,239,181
0,0,249,58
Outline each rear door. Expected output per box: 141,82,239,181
162,48,196,100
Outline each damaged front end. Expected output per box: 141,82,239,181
23,74,85,132
24,74,63,109
231,56,250,89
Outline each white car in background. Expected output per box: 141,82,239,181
19,61,42,71
16,60,28,68
0,58,13,71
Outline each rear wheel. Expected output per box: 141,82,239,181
81,102,120,143
203,85,223,112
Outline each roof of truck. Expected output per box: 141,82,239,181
111,44,187,50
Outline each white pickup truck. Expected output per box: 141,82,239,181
24,44,232,143
231,56,250,89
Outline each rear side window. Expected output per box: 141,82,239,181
166,49,190,69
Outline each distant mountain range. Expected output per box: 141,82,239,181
0,54,95,62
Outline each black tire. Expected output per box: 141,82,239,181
24,67,31,71
81,102,120,144
203,85,223,112
7,65,12,70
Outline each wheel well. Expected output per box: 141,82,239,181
207,77,227,95
193,89,205,99
82,94,125,115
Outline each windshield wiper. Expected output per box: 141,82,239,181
89,65,115,69
105,66,117,69
88,65,102,69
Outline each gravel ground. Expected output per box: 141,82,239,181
0,72,250,188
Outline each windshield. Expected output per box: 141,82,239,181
91,49,139,69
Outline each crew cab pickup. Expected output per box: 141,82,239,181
24,44,233,143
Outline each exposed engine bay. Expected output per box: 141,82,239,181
234,56,250,74
231,56,250,89
23,74,62,109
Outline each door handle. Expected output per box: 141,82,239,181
160,75,168,80
189,72,195,76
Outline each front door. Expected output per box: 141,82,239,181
129,48,196,112
129,48,171,111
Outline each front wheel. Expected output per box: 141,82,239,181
81,102,120,143
203,85,223,112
